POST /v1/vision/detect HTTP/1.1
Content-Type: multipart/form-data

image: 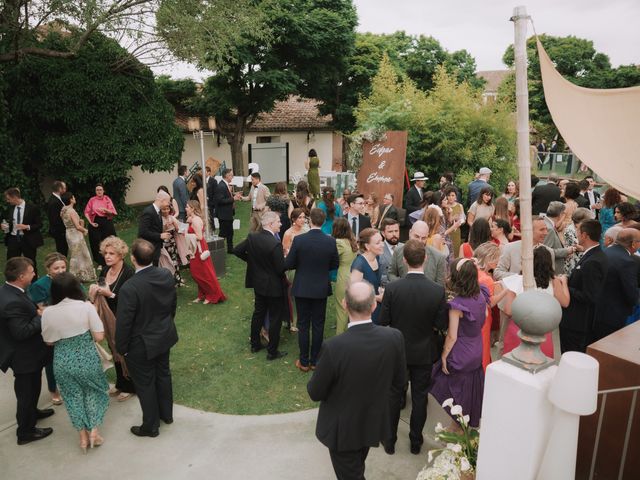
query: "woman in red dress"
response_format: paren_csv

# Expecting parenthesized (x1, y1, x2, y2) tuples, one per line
(185, 200, 226, 304)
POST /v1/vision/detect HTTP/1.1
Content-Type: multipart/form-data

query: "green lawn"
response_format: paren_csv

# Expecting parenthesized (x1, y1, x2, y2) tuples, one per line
(2, 201, 334, 415)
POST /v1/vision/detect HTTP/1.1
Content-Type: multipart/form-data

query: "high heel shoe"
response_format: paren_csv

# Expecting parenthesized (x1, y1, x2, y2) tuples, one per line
(89, 431, 104, 449)
(79, 431, 89, 454)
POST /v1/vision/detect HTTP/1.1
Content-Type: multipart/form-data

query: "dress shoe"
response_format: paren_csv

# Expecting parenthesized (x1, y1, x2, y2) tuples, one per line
(410, 443, 422, 455)
(36, 408, 55, 419)
(250, 345, 265, 353)
(161, 417, 174, 425)
(266, 351, 287, 361)
(130, 426, 159, 438)
(17, 427, 53, 445)
(295, 359, 310, 372)
(383, 443, 395, 455)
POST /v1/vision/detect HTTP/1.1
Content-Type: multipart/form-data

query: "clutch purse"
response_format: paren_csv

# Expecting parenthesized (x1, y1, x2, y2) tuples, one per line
(94, 342, 113, 372)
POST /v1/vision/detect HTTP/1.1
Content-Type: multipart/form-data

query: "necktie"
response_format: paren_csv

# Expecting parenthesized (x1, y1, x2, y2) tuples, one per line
(352, 216, 357, 236)
(16, 206, 23, 238)
(275, 232, 281, 241)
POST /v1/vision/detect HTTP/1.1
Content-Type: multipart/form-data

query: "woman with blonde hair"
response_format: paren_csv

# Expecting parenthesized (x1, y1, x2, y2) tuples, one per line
(186, 200, 226, 304)
(365, 192, 380, 227)
(493, 196, 511, 225)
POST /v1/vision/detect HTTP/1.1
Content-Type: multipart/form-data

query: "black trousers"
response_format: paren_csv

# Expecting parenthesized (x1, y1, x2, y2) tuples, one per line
(125, 338, 173, 432)
(559, 326, 590, 354)
(296, 297, 327, 367)
(88, 216, 116, 267)
(252, 293, 284, 355)
(51, 231, 68, 257)
(218, 219, 234, 252)
(389, 364, 431, 447)
(6, 236, 38, 279)
(14, 369, 43, 438)
(329, 447, 370, 480)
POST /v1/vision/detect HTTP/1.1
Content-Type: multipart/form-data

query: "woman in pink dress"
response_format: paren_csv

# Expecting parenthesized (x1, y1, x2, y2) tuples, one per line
(185, 200, 226, 304)
(84, 183, 117, 267)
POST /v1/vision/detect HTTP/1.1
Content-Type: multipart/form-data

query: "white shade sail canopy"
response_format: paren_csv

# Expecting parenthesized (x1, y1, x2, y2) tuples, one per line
(537, 39, 640, 199)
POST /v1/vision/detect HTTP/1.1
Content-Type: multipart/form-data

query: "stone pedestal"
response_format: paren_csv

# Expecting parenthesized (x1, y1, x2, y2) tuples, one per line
(207, 238, 226, 277)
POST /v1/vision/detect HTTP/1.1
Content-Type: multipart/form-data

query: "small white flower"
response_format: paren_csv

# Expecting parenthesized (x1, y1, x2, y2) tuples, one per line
(447, 442, 462, 453)
(435, 422, 445, 433)
(460, 457, 471, 471)
(450, 405, 463, 416)
(462, 414, 470, 425)
(428, 450, 434, 463)
(442, 398, 454, 409)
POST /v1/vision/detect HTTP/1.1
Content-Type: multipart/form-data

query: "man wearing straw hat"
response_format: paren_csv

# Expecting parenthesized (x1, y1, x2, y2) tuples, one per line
(404, 172, 427, 215)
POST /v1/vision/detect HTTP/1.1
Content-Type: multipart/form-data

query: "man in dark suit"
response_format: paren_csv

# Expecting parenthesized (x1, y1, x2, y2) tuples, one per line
(345, 193, 371, 239)
(116, 239, 178, 437)
(379, 240, 447, 455)
(138, 190, 172, 266)
(46, 180, 68, 256)
(308, 281, 405, 480)
(583, 175, 602, 218)
(375, 193, 399, 229)
(531, 172, 561, 215)
(234, 211, 287, 360)
(285, 208, 339, 372)
(205, 166, 218, 231)
(172, 165, 189, 221)
(560, 219, 608, 353)
(3, 187, 44, 279)
(592, 229, 640, 342)
(215, 168, 241, 253)
(404, 172, 426, 215)
(0, 257, 54, 445)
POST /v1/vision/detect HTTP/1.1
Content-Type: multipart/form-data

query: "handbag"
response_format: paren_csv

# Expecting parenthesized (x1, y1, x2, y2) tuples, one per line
(94, 342, 113, 372)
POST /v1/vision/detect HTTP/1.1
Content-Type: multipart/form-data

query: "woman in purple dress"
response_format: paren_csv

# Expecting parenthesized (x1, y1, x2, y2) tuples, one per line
(430, 257, 489, 428)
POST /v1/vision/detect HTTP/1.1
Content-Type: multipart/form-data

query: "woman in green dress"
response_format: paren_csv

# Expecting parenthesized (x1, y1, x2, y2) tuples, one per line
(41, 272, 109, 453)
(332, 217, 358, 334)
(306, 148, 321, 198)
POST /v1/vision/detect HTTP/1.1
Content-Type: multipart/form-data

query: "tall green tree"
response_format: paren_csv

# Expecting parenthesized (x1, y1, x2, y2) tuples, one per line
(157, 0, 357, 174)
(1, 30, 183, 206)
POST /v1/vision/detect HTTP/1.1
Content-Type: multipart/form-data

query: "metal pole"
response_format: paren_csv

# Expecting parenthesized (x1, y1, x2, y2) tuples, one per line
(511, 5, 534, 290)
(198, 130, 211, 240)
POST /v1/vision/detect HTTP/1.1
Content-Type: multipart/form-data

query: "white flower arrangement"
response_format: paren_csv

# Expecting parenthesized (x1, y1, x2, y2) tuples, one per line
(415, 398, 479, 480)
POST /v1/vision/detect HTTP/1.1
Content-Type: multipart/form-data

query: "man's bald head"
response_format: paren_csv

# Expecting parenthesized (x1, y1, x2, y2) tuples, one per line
(409, 220, 429, 244)
(344, 281, 376, 321)
(604, 226, 623, 247)
(617, 228, 640, 253)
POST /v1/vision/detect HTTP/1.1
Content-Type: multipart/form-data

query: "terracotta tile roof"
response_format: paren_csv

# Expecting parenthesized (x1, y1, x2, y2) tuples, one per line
(175, 95, 332, 133)
(476, 70, 512, 93)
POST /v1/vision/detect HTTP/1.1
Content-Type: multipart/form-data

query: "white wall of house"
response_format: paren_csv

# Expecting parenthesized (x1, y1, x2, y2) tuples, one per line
(125, 130, 336, 205)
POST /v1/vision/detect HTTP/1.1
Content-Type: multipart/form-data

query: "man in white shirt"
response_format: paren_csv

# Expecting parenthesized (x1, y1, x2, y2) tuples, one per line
(379, 218, 402, 286)
(46, 180, 68, 256)
(346, 193, 371, 239)
(3, 187, 44, 279)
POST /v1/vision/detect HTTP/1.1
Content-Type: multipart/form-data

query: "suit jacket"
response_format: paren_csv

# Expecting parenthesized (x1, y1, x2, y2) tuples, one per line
(379, 241, 403, 286)
(234, 230, 286, 297)
(214, 180, 235, 221)
(307, 322, 406, 452)
(206, 177, 218, 213)
(284, 229, 339, 299)
(46, 194, 65, 236)
(531, 183, 561, 215)
(3, 202, 44, 249)
(561, 245, 608, 336)
(248, 183, 270, 211)
(172, 176, 189, 214)
(542, 216, 570, 274)
(379, 273, 447, 364)
(116, 266, 178, 359)
(347, 214, 371, 239)
(404, 186, 423, 214)
(593, 245, 639, 338)
(493, 241, 556, 281)
(575, 195, 590, 209)
(387, 244, 446, 286)
(0, 284, 50, 374)
(138, 204, 164, 262)
(375, 204, 399, 229)
(467, 180, 493, 207)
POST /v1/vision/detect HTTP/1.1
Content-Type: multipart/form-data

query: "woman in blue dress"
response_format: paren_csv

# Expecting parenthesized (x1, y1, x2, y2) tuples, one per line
(41, 272, 109, 453)
(599, 188, 620, 244)
(316, 186, 342, 235)
(350, 228, 384, 323)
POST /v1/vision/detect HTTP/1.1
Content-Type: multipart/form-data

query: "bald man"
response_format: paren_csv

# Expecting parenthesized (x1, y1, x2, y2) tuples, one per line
(387, 221, 447, 286)
(308, 281, 405, 480)
(138, 190, 172, 266)
(592, 228, 640, 342)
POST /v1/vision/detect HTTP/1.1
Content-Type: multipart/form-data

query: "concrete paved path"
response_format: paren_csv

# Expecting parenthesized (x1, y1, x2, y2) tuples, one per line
(1, 372, 449, 479)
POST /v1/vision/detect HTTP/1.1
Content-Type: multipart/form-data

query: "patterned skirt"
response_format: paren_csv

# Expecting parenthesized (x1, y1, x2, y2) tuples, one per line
(54, 331, 109, 431)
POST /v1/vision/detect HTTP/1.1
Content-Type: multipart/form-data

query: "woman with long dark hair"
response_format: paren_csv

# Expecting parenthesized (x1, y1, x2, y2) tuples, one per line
(305, 149, 321, 198)
(459, 218, 492, 258)
(467, 187, 495, 226)
(316, 186, 342, 235)
(599, 188, 621, 242)
(289, 180, 314, 218)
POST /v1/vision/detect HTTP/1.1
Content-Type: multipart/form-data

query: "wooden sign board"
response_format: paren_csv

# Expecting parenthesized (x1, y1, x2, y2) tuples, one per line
(356, 131, 407, 208)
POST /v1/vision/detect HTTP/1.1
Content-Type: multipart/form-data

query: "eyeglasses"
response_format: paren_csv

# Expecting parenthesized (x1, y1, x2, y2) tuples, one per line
(353, 201, 365, 206)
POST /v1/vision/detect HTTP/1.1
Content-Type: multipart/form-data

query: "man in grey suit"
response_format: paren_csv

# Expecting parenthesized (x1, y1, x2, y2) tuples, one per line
(387, 221, 446, 286)
(494, 217, 555, 280)
(379, 218, 402, 286)
(542, 201, 581, 275)
(172, 165, 189, 221)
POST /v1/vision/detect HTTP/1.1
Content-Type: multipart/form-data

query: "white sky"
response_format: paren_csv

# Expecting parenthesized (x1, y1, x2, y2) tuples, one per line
(155, 0, 639, 80)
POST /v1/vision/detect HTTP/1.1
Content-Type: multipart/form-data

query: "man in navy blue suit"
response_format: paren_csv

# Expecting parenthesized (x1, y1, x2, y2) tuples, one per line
(285, 208, 339, 372)
(592, 228, 640, 342)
